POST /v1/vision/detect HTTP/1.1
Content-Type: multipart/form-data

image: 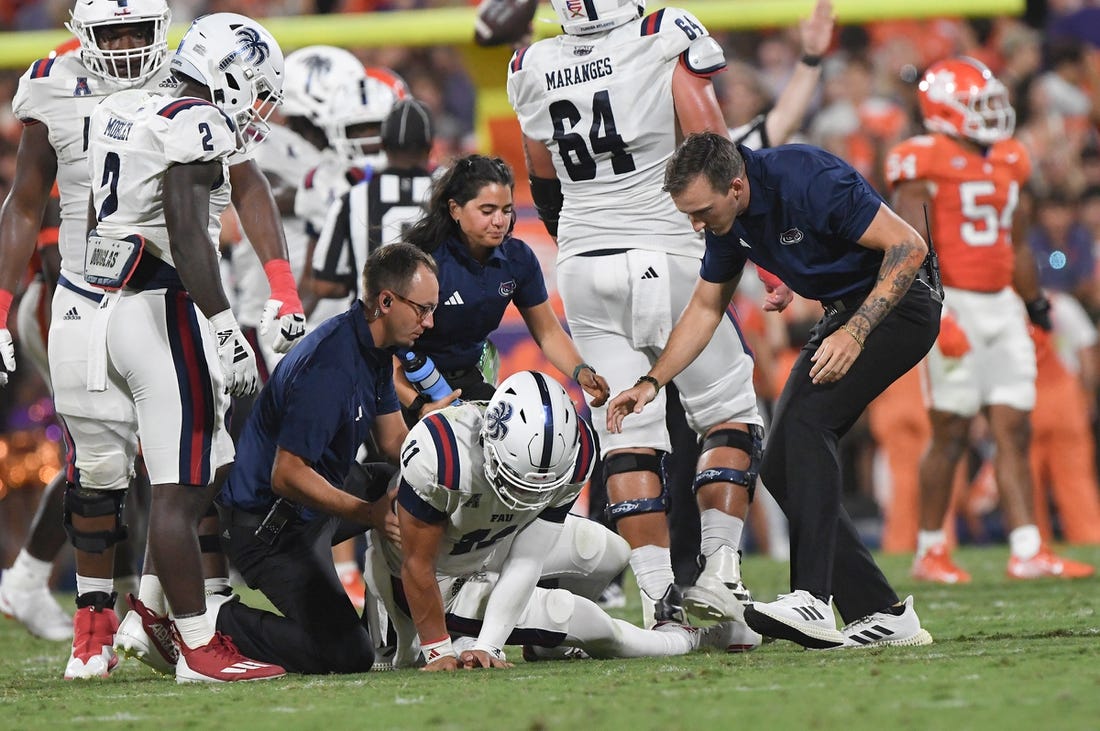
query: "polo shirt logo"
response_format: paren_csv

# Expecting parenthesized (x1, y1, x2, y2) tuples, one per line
(499, 280, 516, 297)
(779, 228, 804, 246)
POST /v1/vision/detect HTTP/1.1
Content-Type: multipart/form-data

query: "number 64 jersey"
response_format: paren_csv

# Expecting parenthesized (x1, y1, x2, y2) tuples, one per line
(384, 402, 599, 579)
(507, 7, 725, 262)
(87, 89, 239, 266)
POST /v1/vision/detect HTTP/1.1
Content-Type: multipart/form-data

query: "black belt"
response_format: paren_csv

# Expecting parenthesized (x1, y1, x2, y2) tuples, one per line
(575, 248, 631, 257)
(821, 269, 937, 318)
(216, 504, 268, 530)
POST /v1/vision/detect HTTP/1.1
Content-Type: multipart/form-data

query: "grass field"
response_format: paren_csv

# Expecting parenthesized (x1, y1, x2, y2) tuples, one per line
(3, 544, 1099, 731)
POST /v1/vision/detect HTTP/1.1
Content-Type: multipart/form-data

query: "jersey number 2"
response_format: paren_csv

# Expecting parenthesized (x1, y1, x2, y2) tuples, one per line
(549, 90, 635, 182)
(98, 151, 121, 221)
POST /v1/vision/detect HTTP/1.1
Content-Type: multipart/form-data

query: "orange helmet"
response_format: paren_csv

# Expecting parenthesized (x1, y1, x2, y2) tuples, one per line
(918, 56, 1015, 145)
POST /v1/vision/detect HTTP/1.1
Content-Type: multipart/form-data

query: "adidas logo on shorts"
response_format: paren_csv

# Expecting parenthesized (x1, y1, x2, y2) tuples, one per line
(640, 267, 659, 280)
(62, 307, 80, 321)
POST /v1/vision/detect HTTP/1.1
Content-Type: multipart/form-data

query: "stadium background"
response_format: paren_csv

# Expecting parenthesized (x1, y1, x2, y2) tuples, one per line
(3, 0, 1099, 577)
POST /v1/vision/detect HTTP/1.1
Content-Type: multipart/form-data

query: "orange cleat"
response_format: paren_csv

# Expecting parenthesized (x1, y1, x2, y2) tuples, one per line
(1007, 546, 1096, 580)
(910, 545, 972, 584)
(340, 568, 367, 611)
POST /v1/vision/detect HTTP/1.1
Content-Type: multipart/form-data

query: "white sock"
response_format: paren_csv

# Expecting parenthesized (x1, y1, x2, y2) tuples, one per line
(138, 574, 167, 616)
(564, 595, 694, 658)
(76, 575, 114, 599)
(699, 509, 744, 557)
(173, 612, 214, 650)
(629, 545, 674, 600)
(1009, 525, 1041, 560)
(7, 549, 52, 588)
(916, 530, 946, 558)
(204, 577, 232, 596)
(334, 561, 359, 578)
(115, 574, 139, 601)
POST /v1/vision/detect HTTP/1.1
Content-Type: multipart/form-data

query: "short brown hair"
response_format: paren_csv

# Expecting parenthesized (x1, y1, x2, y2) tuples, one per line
(664, 132, 745, 197)
(362, 242, 438, 304)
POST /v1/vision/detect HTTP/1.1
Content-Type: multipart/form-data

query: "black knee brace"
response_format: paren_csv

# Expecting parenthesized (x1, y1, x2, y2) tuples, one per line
(693, 424, 765, 501)
(603, 452, 668, 522)
(63, 483, 128, 554)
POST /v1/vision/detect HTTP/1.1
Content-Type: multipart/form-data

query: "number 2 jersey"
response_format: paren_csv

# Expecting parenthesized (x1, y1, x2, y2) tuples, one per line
(886, 132, 1031, 292)
(10, 53, 177, 290)
(384, 401, 599, 579)
(507, 8, 725, 262)
(87, 89, 239, 269)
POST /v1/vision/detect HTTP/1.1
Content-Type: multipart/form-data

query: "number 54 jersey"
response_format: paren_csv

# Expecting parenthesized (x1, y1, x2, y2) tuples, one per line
(87, 89, 239, 267)
(508, 8, 725, 262)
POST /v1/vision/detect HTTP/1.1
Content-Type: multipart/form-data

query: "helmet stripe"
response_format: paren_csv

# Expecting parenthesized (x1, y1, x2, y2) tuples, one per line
(531, 371, 555, 473)
(582, 0, 599, 21)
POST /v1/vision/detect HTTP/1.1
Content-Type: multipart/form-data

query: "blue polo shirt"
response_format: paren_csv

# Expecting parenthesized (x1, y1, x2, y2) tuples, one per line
(414, 235, 548, 372)
(221, 299, 400, 516)
(700, 144, 886, 302)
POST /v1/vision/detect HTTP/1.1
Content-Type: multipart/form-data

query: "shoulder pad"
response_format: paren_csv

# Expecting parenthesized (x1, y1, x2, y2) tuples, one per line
(157, 97, 235, 131)
(510, 45, 531, 74)
(410, 413, 465, 491)
(885, 138, 938, 185)
(645, 7, 712, 61)
(27, 57, 58, 80)
(682, 36, 726, 77)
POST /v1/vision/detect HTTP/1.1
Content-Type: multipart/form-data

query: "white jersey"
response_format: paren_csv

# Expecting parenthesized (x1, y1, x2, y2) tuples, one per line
(508, 8, 724, 262)
(295, 149, 361, 239)
(382, 402, 598, 578)
(87, 90, 237, 268)
(10, 53, 177, 291)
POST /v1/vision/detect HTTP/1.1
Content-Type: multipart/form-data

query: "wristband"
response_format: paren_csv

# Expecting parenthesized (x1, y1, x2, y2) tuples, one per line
(841, 323, 865, 350)
(408, 392, 431, 415)
(0, 289, 13, 327)
(800, 53, 823, 67)
(472, 644, 506, 662)
(635, 375, 661, 394)
(421, 636, 456, 663)
(572, 362, 593, 382)
(208, 309, 238, 333)
(262, 259, 304, 311)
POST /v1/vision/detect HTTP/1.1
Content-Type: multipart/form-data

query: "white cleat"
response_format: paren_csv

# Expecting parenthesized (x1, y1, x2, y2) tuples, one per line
(113, 594, 178, 675)
(0, 570, 73, 642)
(63, 606, 120, 680)
(684, 546, 751, 623)
(700, 620, 762, 653)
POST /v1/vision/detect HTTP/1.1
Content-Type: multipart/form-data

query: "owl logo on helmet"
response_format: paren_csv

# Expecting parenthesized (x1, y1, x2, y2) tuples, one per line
(918, 56, 1015, 146)
(484, 401, 513, 441)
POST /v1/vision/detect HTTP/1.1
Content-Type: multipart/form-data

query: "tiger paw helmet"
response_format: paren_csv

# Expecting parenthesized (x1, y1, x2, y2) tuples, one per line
(918, 56, 1015, 146)
(66, 0, 171, 85)
(170, 13, 285, 150)
(281, 45, 366, 126)
(482, 370, 581, 511)
(323, 67, 410, 169)
(549, 0, 646, 35)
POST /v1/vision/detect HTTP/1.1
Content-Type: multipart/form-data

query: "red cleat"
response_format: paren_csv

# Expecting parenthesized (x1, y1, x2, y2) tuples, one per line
(64, 606, 120, 680)
(1007, 546, 1095, 580)
(339, 568, 367, 611)
(910, 545, 972, 584)
(175, 629, 286, 683)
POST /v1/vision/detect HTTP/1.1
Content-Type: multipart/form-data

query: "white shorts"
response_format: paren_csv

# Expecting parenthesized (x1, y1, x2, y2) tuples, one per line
(927, 286, 1036, 416)
(100, 288, 234, 486)
(557, 251, 760, 455)
(16, 278, 51, 386)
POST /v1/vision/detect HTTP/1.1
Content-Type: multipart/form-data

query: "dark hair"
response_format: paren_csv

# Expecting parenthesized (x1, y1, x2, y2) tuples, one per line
(361, 242, 438, 304)
(663, 132, 745, 197)
(405, 154, 514, 253)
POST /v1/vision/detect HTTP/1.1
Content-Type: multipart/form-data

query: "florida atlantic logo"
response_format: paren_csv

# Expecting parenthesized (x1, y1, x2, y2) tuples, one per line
(233, 26, 270, 65)
(484, 401, 513, 440)
(499, 280, 516, 297)
(779, 228, 804, 246)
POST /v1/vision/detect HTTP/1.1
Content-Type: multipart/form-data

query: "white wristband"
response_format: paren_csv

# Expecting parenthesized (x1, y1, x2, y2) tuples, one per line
(421, 636, 456, 663)
(208, 309, 239, 333)
(473, 643, 506, 662)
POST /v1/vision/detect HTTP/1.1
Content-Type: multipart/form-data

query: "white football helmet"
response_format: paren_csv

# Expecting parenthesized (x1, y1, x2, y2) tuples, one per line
(324, 67, 409, 168)
(482, 371, 581, 512)
(549, 0, 645, 35)
(171, 13, 285, 150)
(66, 0, 171, 85)
(281, 45, 365, 126)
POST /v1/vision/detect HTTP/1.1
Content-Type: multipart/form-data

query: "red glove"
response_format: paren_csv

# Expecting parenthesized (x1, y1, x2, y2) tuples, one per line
(937, 311, 970, 358)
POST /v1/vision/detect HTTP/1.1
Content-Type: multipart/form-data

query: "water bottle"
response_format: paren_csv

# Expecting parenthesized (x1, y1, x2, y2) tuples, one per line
(398, 349, 458, 403)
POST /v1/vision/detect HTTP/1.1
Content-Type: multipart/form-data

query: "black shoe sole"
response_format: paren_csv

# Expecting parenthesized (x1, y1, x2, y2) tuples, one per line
(743, 605, 844, 650)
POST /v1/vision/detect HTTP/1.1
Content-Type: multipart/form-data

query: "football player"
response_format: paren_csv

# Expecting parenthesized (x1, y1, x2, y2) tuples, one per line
(507, 0, 763, 628)
(886, 57, 1094, 581)
(369, 371, 758, 670)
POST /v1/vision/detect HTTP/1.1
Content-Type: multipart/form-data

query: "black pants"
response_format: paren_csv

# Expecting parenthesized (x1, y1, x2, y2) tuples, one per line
(760, 281, 940, 623)
(215, 464, 396, 674)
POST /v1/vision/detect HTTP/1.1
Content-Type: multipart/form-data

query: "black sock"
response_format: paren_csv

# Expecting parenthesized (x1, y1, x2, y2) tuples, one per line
(881, 602, 906, 616)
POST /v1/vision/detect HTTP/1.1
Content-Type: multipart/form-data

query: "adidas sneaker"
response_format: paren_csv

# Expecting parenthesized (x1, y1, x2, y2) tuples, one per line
(175, 629, 285, 683)
(743, 590, 844, 649)
(683, 546, 751, 622)
(841, 595, 933, 648)
(113, 594, 178, 675)
(64, 605, 120, 680)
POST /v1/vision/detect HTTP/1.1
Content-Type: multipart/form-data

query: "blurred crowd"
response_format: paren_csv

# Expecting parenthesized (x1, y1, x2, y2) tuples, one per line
(3, 0, 1100, 560)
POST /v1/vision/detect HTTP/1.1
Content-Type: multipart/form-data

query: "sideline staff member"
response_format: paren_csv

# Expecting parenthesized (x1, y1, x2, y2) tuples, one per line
(215, 243, 439, 673)
(609, 132, 938, 649)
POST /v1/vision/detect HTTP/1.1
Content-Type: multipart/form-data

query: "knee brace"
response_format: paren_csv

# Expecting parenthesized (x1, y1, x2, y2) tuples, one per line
(693, 424, 764, 501)
(63, 482, 128, 554)
(602, 452, 667, 523)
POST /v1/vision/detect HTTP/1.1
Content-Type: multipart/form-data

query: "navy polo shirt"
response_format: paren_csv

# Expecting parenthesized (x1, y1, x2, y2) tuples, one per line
(221, 299, 399, 517)
(700, 144, 886, 302)
(413, 235, 548, 372)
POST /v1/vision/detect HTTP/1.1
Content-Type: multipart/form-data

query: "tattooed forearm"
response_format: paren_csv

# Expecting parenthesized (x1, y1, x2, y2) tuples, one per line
(847, 240, 925, 338)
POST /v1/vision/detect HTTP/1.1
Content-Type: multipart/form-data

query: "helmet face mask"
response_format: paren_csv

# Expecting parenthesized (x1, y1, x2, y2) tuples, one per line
(918, 57, 1015, 146)
(324, 68, 408, 168)
(481, 371, 581, 512)
(66, 0, 171, 85)
(170, 13, 285, 152)
(548, 0, 646, 35)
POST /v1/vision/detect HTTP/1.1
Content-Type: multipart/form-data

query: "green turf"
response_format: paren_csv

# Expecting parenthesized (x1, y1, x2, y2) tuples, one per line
(3, 545, 1098, 731)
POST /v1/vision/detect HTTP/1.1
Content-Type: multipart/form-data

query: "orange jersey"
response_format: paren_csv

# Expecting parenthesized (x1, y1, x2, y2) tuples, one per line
(886, 133, 1031, 292)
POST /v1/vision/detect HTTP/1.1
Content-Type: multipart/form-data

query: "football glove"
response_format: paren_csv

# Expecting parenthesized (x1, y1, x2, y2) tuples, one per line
(1025, 296, 1053, 332)
(210, 311, 259, 398)
(261, 259, 306, 353)
(0, 328, 14, 388)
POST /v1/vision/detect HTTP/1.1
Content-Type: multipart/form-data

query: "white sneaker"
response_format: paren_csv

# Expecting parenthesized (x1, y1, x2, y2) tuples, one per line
(743, 590, 844, 649)
(113, 594, 178, 675)
(683, 546, 751, 622)
(699, 620, 762, 653)
(0, 570, 73, 642)
(841, 595, 933, 648)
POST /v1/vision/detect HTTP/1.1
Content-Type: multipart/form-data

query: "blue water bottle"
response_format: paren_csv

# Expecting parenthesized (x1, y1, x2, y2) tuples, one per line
(398, 349, 458, 403)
